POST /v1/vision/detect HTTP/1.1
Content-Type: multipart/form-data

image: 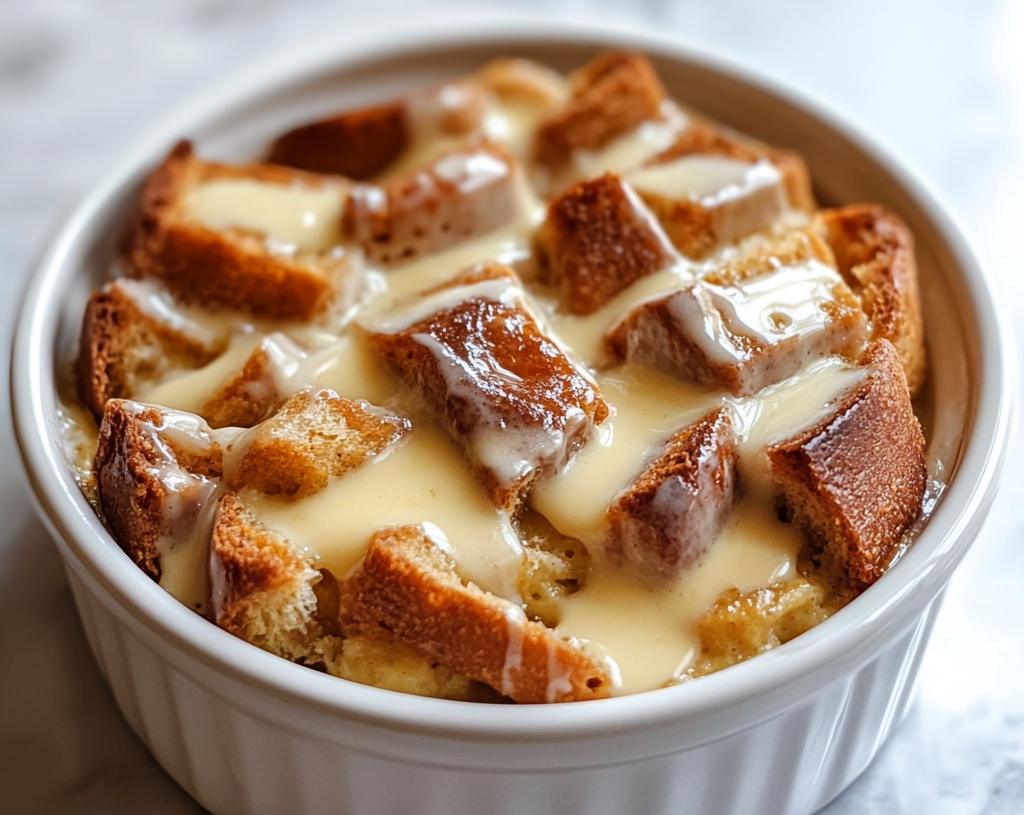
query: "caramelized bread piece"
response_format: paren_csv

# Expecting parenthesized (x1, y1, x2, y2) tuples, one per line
(267, 79, 486, 178)
(646, 120, 815, 211)
(340, 524, 611, 703)
(359, 264, 608, 509)
(607, 407, 739, 580)
(815, 204, 927, 397)
(210, 492, 327, 660)
(767, 340, 926, 589)
(534, 173, 677, 314)
(76, 279, 224, 419)
(606, 230, 868, 395)
(93, 400, 223, 585)
(532, 51, 666, 170)
(229, 388, 410, 501)
(122, 141, 349, 320)
(343, 143, 524, 265)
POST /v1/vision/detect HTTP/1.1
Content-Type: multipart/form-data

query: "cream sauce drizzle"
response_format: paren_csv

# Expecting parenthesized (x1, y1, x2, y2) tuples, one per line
(671, 260, 852, 365)
(246, 420, 524, 601)
(555, 495, 803, 694)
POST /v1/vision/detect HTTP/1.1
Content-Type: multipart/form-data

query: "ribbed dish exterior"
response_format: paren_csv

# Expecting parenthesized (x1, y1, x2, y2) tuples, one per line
(67, 562, 941, 815)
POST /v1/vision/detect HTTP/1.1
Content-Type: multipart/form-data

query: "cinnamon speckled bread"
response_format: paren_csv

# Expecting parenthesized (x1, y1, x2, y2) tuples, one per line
(340, 524, 611, 703)
(228, 388, 410, 501)
(122, 140, 350, 320)
(77, 279, 224, 419)
(534, 172, 678, 314)
(607, 407, 739, 581)
(814, 204, 927, 397)
(342, 143, 524, 266)
(768, 340, 927, 589)
(532, 51, 666, 171)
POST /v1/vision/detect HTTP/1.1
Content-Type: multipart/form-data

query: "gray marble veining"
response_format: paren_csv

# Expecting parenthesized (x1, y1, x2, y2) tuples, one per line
(1, 1, 1021, 812)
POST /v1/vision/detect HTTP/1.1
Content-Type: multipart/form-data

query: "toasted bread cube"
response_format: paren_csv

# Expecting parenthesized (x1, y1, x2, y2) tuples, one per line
(209, 491, 329, 660)
(76, 278, 225, 419)
(532, 51, 666, 170)
(267, 79, 486, 179)
(606, 230, 868, 396)
(623, 121, 815, 259)
(607, 407, 739, 581)
(93, 400, 223, 611)
(767, 340, 927, 589)
(359, 265, 608, 510)
(815, 204, 927, 397)
(340, 524, 611, 703)
(533, 173, 678, 314)
(646, 120, 815, 211)
(268, 101, 408, 179)
(122, 141, 350, 320)
(343, 143, 524, 266)
(228, 388, 410, 501)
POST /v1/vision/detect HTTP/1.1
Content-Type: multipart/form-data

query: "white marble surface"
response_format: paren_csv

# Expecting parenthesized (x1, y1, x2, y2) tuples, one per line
(1, 1, 1022, 812)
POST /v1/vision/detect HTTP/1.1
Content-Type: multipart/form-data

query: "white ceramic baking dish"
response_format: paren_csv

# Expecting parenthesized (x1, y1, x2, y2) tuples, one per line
(11, 19, 1013, 815)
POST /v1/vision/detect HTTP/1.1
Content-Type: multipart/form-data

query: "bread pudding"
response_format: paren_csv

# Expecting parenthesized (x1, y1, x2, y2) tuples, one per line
(61, 52, 933, 703)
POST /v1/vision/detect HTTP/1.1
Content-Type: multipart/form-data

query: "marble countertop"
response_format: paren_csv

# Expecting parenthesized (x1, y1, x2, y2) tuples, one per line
(1, 1, 1022, 812)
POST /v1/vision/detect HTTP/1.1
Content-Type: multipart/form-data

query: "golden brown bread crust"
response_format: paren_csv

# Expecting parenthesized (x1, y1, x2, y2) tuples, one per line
(93, 400, 223, 581)
(76, 282, 221, 419)
(647, 120, 816, 212)
(343, 142, 522, 266)
(532, 51, 666, 169)
(228, 388, 409, 501)
(340, 525, 611, 703)
(607, 407, 738, 580)
(209, 492, 325, 658)
(267, 101, 408, 179)
(767, 340, 927, 589)
(360, 264, 608, 509)
(606, 230, 867, 395)
(533, 173, 676, 314)
(121, 140, 346, 320)
(814, 204, 927, 397)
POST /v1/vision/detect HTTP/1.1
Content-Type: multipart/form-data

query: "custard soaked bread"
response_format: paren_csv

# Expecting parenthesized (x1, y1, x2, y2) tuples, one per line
(121, 140, 350, 320)
(69, 49, 937, 702)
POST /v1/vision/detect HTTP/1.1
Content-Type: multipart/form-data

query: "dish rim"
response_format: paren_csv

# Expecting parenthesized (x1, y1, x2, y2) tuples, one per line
(11, 17, 1014, 743)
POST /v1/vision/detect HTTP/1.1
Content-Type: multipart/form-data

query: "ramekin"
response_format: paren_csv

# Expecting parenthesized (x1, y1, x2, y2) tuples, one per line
(11, 20, 1013, 815)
